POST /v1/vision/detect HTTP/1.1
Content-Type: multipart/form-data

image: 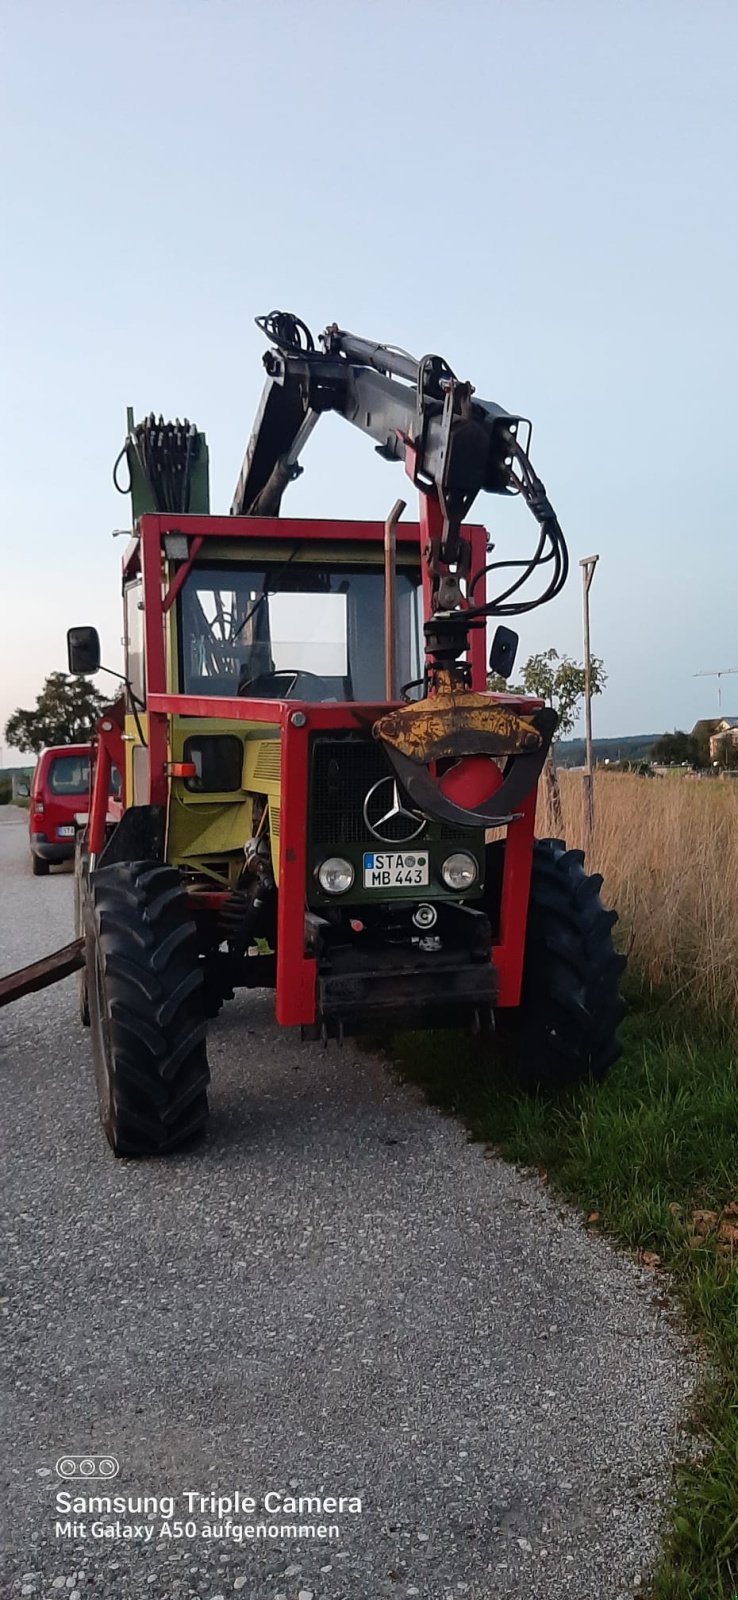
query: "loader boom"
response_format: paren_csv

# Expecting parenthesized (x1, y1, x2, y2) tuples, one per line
(231, 312, 569, 672)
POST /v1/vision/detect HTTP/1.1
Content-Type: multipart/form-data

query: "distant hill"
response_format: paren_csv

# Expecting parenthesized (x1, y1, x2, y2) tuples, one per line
(555, 733, 658, 767)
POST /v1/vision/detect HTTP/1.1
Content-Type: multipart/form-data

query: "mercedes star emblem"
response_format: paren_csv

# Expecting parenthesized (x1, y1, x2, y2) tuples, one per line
(363, 776, 427, 843)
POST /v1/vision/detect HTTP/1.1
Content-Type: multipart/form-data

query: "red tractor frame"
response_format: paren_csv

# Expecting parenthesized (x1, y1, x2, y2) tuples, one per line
(87, 495, 539, 1028)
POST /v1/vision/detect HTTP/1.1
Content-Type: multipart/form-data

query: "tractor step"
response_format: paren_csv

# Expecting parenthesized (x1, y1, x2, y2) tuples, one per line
(0, 938, 85, 1009)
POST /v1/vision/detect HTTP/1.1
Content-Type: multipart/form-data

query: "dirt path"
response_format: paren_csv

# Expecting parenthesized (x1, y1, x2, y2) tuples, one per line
(0, 808, 693, 1599)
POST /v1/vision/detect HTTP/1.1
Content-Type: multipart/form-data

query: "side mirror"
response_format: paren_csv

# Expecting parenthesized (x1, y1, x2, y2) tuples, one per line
(67, 626, 101, 676)
(489, 625, 519, 680)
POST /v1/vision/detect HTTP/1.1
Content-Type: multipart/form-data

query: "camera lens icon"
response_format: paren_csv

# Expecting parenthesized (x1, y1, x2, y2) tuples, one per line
(55, 1455, 119, 1480)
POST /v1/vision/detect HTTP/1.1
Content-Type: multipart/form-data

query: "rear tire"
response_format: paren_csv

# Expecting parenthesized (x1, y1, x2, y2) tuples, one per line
(85, 861, 210, 1156)
(31, 854, 50, 877)
(74, 841, 90, 1026)
(494, 837, 626, 1091)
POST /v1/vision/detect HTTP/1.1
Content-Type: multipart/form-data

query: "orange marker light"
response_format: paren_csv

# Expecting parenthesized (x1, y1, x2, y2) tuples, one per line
(166, 761, 198, 779)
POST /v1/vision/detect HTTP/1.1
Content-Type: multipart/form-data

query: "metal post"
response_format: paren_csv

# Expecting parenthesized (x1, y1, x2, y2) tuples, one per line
(580, 554, 599, 852)
(384, 498, 406, 700)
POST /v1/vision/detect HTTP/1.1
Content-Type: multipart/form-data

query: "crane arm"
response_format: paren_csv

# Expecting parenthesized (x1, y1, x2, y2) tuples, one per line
(231, 311, 568, 678)
(233, 315, 538, 542)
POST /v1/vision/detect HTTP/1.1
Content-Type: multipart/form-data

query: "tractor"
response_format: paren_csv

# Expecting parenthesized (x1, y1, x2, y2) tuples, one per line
(52, 312, 622, 1155)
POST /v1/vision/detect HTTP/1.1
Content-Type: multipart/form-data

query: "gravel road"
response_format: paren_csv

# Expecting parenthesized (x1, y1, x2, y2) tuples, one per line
(0, 806, 694, 1600)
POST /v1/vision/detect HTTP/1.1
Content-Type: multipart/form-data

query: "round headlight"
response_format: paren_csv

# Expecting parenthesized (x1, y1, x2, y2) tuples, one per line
(317, 856, 355, 895)
(441, 851, 478, 891)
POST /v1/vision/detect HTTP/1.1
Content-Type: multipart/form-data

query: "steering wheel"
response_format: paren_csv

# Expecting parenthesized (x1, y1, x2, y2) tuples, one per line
(239, 669, 333, 702)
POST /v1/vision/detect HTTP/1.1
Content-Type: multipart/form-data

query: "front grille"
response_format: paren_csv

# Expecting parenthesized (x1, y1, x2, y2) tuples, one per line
(310, 736, 470, 845)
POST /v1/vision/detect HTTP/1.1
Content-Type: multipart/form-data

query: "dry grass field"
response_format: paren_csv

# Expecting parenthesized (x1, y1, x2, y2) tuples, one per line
(392, 767, 738, 1596)
(539, 770, 738, 1029)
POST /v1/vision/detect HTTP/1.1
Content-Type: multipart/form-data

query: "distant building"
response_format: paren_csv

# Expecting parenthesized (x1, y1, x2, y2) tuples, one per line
(707, 717, 738, 763)
(691, 718, 721, 745)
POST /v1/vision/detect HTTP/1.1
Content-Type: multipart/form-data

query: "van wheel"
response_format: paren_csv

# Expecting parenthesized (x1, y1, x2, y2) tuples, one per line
(31, 854, 50, 877)
(85, 861, 210, 1157)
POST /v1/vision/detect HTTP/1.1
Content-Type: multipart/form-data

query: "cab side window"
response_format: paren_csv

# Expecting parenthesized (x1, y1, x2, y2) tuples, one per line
(124, 580, 145, 705)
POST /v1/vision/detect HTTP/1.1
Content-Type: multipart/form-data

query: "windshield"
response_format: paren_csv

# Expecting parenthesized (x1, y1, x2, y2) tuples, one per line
(178, 561, 423, 701)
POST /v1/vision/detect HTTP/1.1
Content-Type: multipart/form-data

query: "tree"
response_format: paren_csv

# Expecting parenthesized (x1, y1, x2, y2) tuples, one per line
(651, 730, 701, 767)
(5, 673, 108, 755)
(489, 647, 607, 830)
(489, 647, 607, 736)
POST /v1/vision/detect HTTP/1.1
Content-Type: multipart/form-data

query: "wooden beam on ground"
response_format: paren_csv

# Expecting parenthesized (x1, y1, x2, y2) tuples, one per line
(0, 938, 84, 1009)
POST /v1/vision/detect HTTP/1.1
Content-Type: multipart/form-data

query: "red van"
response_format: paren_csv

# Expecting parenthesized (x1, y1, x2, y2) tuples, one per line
(28, 744, 94, 875)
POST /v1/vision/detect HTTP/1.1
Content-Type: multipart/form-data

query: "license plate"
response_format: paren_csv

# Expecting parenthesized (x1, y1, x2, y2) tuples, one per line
(363, 850, 429, 889)
(57, 825, 75, 838)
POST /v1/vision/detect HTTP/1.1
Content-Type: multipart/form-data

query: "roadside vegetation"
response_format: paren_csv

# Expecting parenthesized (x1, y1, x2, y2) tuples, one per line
(548, 771, 738, 1028)
(4, 671, 107, 755)
(385, 770, 738, 1598)
(0, 775, 30, 807)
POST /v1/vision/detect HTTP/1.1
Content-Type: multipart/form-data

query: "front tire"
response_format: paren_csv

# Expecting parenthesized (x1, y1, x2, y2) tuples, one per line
(495, 837, 626, 1091)
(85, 861, 210, 1156)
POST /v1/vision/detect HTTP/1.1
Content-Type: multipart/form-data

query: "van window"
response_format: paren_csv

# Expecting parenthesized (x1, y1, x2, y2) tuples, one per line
(48, 756, 91, 795)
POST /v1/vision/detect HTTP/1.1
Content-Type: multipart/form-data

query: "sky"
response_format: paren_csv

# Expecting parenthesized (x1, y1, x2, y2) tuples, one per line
(1, 0, 736, 760)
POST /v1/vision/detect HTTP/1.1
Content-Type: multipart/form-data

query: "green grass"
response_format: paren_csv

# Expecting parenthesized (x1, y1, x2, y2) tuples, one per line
(379, 996, 738, 1598)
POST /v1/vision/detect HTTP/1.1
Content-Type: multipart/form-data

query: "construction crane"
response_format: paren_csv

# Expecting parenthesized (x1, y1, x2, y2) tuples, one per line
(694, 667, 738, 712)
